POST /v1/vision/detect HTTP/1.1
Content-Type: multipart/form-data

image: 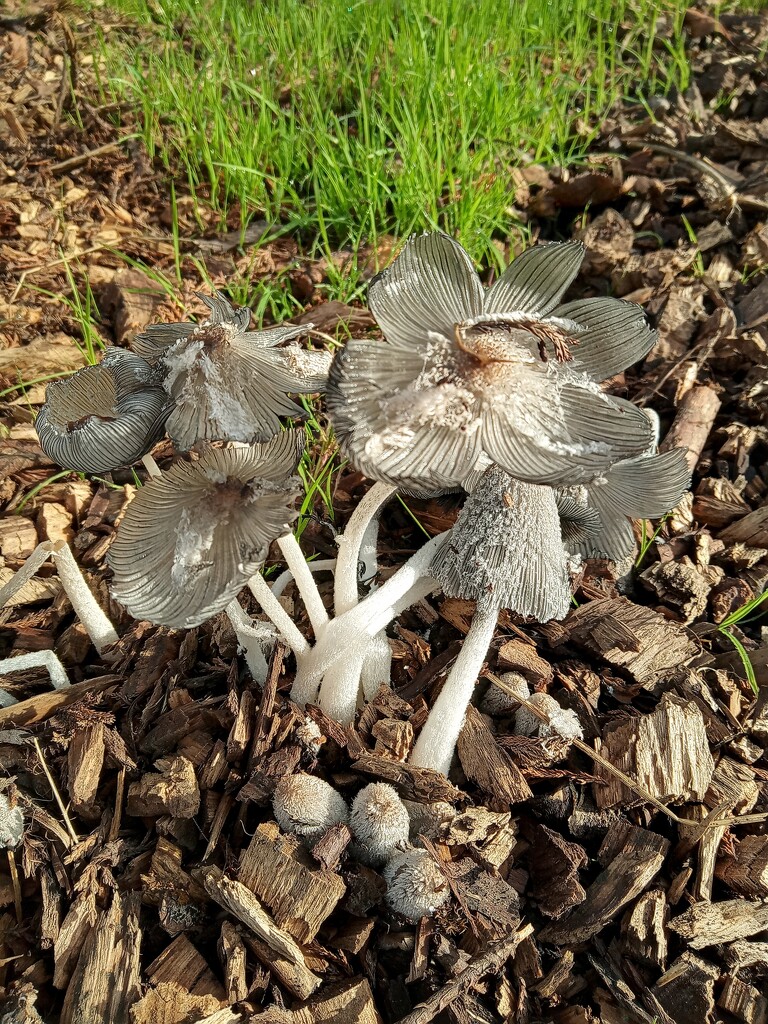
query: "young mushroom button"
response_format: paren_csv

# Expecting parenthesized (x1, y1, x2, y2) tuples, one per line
(132, 292, 330, 449)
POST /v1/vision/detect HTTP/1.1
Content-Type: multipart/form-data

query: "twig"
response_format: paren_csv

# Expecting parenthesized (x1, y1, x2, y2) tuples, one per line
(108, 767, 126, 844)
(33, 737, 78, 845)
(49, 136, 138, 175)
(486, 672, 768, 830)
(7, 849, 22, 925)
(393, 924, 533, 1024)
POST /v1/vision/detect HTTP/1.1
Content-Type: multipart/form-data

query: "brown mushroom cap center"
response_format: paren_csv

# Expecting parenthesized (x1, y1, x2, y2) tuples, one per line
(454, 317, 576, 366)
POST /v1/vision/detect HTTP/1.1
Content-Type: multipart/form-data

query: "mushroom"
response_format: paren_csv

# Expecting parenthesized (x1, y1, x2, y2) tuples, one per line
(410, 465, 572, 775)
(132, 292, 330, 449)
(349, 783, 410, 865)
(383, 848, 450, 921)
(272, 773, 349, 845)
(557, 446, 691, 560)
(515, 691, 583, 740)
(108, 431, 304, 628)
(481, 670, 531, 716)
(35, 349, 169, 474)
(327, 231, 656, 497)
(0, 792, 24, 850)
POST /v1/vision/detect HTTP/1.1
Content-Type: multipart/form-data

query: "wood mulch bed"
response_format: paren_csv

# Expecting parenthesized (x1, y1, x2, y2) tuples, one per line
(2, 4, 768, 1023)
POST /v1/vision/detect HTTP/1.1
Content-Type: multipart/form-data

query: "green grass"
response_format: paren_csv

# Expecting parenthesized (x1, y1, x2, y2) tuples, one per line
(718, 589, 768, 695)
(88, 0, 699, 266)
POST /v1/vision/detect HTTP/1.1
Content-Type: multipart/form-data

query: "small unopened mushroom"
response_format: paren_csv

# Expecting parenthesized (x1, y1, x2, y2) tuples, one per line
(133, 292, 330, 449)
(515, 691, 583, 741)
(481, 671, 530, 716)
(108, 431, 303, 628)
(36, 349, 168, 474)
(383, 848, 450, 921)
(410, 466, 572, 775)
(350, 783, 410, 865)
(272, 773, 348, 844)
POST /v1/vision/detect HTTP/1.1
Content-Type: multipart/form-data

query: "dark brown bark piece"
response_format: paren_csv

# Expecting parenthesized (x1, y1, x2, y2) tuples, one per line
(652, 952, 719, 1024)
(457, 706, 532, 805)
(351, 753, 464, 804)
(540, 823, 669, 945)
(669, 899, 768, 948)
(528, 824, 587, 920)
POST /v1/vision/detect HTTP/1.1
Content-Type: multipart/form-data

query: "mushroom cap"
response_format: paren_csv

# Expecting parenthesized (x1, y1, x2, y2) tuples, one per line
(431, 466, 572, 621)
(108, 430, 303, 628)
(272, 773, 349, 844)
(327, 232, 655, 495)
(515, 691, 583, 740)
(383, 847, 450, 921)
(350, 782, 410, 866)
(557, 446, 691, 560)
(133, 292, 330, 449)
(481, 671, 531, 716)
(36, 350, 169, 474)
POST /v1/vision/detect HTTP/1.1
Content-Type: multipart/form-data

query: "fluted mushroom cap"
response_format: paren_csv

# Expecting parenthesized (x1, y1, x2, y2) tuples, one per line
(108, 430, 303, 628)
(327, 232, 655, 495)
(133, 292, 330, 450)
(272, 773, 349, 844)
(350, 783, 410, 866)
(383, 848, 450, 921)
(557, 446, 691, 560)
(35, 349, 169, 474)
(431, 465, 572, 622)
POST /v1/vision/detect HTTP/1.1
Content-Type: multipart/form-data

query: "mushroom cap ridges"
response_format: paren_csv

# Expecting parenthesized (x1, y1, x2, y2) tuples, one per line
(272, 773, 349, 843)
(107, 431, 303, 629)
(383, 848, 450, 921)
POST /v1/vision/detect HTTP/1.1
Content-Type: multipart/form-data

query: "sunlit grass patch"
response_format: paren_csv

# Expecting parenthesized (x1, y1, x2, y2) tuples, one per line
(89, 0, 698, 266)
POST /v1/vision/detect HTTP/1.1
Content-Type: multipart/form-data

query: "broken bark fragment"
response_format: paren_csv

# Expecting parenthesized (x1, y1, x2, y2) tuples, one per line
(127, 755, 200, 819)
(652, 952, 719, 1024)
(669, 899, 768, 948)
(540, 822, 669, 946)
(593, 694, 714, 808)
(457, 706, 532, 805)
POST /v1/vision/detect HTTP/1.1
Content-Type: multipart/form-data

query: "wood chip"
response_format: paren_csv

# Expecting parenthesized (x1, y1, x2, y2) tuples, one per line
(565, 598, 699, 689)
(669, 899, 768, 948)
(652, 952, 719, 1024)
(457, 706, 532, 805)
(718, 976, 768, 1024)
(237, 822, 346, 943)
(593, 694, 715, 808)
(621, 889, 668, 969)
(127, 755, 200, 819)
(351, 753, 463, 804)
(540, 822, 669, 945)
(291, 977, 383, 1024)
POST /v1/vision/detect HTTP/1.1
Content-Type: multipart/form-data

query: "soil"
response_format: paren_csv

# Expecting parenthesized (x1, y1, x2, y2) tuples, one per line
(2, 4, 768, 1024)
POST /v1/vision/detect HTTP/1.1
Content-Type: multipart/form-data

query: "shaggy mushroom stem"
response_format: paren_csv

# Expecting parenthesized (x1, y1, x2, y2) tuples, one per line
(247, 572, 310, 658)
(409, 603, 499, 775)
(276, 533, 329, 635)
(271, 559, 336, 599)
(0, 650, 70, 706)
(295, 532, 447, 716)
(141, 453, 162, 479)
(334, 482, 397, 615)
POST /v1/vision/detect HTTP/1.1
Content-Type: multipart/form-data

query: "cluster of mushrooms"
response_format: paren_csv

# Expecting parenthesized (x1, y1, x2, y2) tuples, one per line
(1, 233, 690, 916)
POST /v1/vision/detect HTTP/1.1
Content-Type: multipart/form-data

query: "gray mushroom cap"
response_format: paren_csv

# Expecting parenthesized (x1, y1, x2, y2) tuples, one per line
(327, 232, 655, 495)
(35, 349, 169, 475)
(108, 430, 304, 628)
(431, 464, 572, 622)
(557, 446, 691, 560)
(132, 292, 331, 450)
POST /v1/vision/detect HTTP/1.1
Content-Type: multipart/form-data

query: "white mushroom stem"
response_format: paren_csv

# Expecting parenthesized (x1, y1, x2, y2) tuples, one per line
(292, 533, 447, 714)
(409, 603, 499, 776)
(271, 559, 336, 599)
(276, 533, 330, 635)
(317, 648, 367, 723)
(141, 453, 162, 479)
(360, 631, 393, 702)
(0, 542, 53, 608)
(0, 651, 71, 701)
(49, 543, 118, 654)
(247, 572, 310, 658)
(225, 600, 271, 683)
(334, 482, 396, 615)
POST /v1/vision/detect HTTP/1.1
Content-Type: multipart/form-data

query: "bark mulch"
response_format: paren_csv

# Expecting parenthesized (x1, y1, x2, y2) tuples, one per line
(2, 5, 768, 1023)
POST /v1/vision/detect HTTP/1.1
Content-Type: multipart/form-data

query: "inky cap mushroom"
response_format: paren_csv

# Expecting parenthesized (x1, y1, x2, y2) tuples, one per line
(327, 232, 655, 494)
(557, 446, 691, 560)
(36, 349, 169, 475)
(108, 430, 304, 628)
(432, 465, 572, 622)
(133, 292, 331, 449)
